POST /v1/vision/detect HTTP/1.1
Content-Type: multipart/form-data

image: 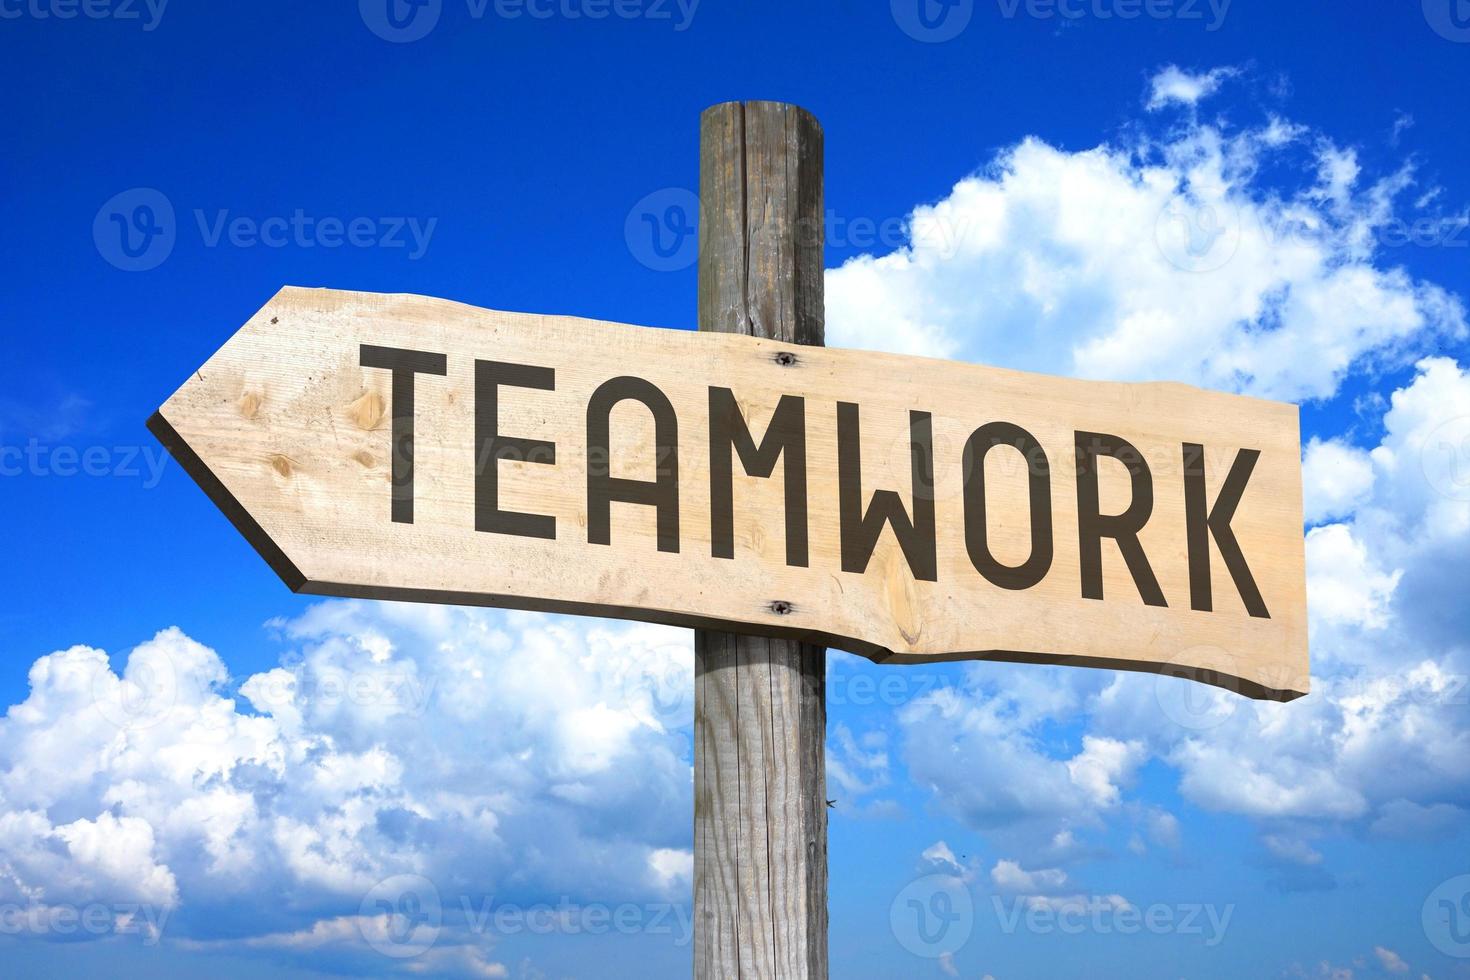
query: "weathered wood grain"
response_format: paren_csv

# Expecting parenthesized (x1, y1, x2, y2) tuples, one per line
(694, 100, 829, 980)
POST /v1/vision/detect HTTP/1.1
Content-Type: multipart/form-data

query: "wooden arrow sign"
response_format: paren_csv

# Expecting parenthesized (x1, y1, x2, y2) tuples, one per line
(149, 286, 1308, 700)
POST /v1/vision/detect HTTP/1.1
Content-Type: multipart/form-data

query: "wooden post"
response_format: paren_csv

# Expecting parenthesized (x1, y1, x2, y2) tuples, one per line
(694, 101, 829, 978)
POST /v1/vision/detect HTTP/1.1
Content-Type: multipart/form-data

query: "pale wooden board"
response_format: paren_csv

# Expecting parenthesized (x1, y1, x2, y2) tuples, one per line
(150, 284, 1309, 700)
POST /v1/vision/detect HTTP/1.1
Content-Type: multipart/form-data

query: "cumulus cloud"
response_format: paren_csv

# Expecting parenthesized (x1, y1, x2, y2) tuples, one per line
(900, 677, 1144, 844)
(1304, 523, 1401, 630)
(0, 607, 696, 972)
(826, 73, 1463, 400)
(1303, 437, 1377, 525)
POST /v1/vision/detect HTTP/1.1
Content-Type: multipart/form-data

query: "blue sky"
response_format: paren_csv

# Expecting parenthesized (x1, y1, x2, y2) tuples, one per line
(3, 2, 1470, 977)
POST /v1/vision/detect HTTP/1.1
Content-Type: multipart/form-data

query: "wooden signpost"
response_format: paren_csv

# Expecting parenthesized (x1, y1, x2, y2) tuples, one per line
(149, 102, 1308, 978)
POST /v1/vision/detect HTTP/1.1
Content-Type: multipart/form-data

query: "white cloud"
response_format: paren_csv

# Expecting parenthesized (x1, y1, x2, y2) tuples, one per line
(1303, 437, 1377, 525)
(921, 840, 964, 875)
(1146, 65, 1238, 111)
(827, 722, 890, 799)
(989, 859, 1068, 894)
(1369, 799, 1466, 839)
(1373, 946, 1409, 974)
(1304, 524, 1400, 630)
(647, 847, 693, 891)
(1023, 893, 1133, 915)
(0, 608, 695, 971)
(1262, 833, 1323, 866)
(900, 677, 1130, 838)
(826, 77, 1463, 401)
(1065, 736, 1145, 809)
